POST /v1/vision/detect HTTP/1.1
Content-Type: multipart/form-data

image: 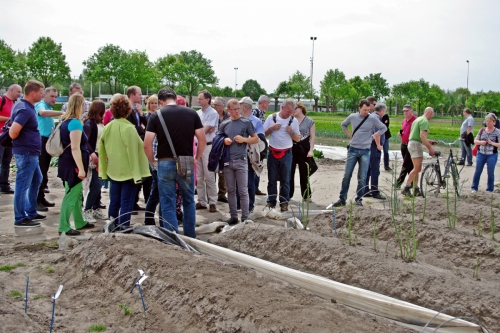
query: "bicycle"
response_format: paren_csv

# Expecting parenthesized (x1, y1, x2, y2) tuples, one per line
(420, 140, 464, 198)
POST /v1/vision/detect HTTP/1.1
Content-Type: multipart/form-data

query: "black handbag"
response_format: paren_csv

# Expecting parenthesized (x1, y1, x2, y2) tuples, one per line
(306, 157, 318, 176)
(0, 122, 12, 148)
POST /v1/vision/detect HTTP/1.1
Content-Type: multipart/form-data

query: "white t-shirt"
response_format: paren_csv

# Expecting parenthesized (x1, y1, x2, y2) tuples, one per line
(263, 113, 300, 149)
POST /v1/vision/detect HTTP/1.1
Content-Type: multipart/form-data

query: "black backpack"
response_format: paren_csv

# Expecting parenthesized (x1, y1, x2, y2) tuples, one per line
(0, 95, 6, 112)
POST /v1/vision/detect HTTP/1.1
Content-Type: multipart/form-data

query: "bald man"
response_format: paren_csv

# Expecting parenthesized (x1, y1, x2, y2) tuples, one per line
(402, 107, 437, 198)
(0, 84, 22, 194)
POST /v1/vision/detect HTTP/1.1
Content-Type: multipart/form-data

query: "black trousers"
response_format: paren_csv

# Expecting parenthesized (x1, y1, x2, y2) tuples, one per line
(37, 136, 51, 202)
(397, 143, 414, 187)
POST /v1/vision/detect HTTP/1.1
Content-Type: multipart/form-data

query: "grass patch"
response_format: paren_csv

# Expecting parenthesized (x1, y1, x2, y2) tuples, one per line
(38, 242, 58, 247)
(45, 264, 55, 274)
(8, 291, 22, 297)
(119, 303, 133, 316)
(0, 263, 26, 271)
(88, 324, 107, 332)
(33, 295, 44, 300)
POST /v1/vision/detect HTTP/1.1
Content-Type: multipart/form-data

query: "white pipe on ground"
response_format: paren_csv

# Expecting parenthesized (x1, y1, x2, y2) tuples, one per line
(179, 235, 482, 332)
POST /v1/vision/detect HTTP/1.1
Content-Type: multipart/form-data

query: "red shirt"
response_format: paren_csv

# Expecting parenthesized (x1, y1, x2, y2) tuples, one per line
(0, 95, 14, 130)
(401, 115, 417, 143)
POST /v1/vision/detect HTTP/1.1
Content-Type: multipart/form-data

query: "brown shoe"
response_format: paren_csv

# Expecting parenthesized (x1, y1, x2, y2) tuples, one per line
(280, 203, 288, 212)
(209, 204, 217, 213)
(196, 203, 207, 210)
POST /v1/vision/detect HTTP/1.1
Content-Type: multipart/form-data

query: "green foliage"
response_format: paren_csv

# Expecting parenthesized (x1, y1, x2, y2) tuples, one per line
(241, 79, 267, 99)
(8, 291, 22, 297)
(88, 324, 107, 332)
(319, 69, 349, 109)
(27, 36, 71, 87)
(45, 264, 54, 274)
(346, 76, 371, 111)
(119, 303, 133, 316)
(0, 39, 17, 86)
(33, 295, 44, 300)
(83, 44, 126, 94)
(364, 73, 390, 100)
(121, 50, 159, 91)
(274, 71, 311, 100)
(313, 149, 324, 159)
(0, 263, 25, 272)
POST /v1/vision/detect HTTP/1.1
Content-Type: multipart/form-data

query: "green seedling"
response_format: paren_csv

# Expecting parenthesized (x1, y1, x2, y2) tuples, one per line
(8, 291, 22, 297)
(373, 218, 378, 252)
(473, 258, 480, 280)
(33, 295, 43, 300)
(478, 211, 483, 236)
(39, 242, 58, 247)
(119, 303, 133, 316)
(348, 202, 353, 246)
(88, 324, 107, 332)
(45, 264, 54, 274)
(0, 263, 25, 271)
(491, 195, 496, 241)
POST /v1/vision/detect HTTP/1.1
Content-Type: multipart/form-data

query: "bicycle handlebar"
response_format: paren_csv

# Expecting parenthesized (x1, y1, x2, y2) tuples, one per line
(438, 139, 460, 146)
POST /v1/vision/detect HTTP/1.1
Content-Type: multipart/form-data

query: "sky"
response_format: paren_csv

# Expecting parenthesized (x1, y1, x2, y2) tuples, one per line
(1, 0, 499, 95)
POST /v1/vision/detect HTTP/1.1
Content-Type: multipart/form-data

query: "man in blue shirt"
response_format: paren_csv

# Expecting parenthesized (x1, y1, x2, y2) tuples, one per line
(9, 80, 46, 228)
(35, 87, 62, 211)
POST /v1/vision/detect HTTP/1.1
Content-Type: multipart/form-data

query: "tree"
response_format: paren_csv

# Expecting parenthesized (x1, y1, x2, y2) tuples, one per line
(241, 79, 267, 100)
(121, 50, 159, 91)
(0, 40, 16, 87)
(26, 37, 70, 87)
(13, 51, 30, 88)
(274, 80, 290, 98)
(288, 71, 310, 101)
(160, 50, 218, 107)
(346, 76, 371, 111)
(319, 68, 349, 110)
(83, 44, 126, 94)
(156, 54, 180, 89)
(363, 73, 390, 100)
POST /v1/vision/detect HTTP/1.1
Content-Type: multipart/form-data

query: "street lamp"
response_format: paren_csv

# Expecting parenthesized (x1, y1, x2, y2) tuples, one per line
(234, 67, 238, 97)
(310, 37, 317, 99)
(466, 60, 469, 102)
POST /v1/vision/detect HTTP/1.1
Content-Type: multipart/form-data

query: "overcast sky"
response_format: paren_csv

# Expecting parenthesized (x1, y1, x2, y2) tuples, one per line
(2, 0, 498, 95)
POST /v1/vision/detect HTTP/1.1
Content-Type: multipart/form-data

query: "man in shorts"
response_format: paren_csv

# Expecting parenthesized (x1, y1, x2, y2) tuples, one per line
(402, 107, 437, 197)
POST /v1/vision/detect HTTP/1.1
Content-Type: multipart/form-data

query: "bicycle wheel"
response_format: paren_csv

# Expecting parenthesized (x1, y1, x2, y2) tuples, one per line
(450, 161, 460, 198)
(420, 164, 441, 197)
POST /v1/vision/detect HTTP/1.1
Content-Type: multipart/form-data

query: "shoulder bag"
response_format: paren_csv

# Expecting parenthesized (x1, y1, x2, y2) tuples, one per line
(157, 111, 194, 184)
(346, 114, 369, 150)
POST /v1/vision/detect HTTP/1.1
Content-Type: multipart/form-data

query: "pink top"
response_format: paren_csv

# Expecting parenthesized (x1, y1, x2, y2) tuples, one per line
(401, 115, 417, 143)
(103, 109, 113, 125)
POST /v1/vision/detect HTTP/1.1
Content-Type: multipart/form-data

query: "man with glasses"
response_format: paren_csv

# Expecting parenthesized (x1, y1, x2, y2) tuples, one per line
(196, 89, 219, 212)
(396, 105, 417, 188)
(61, 83, 91, 119)
(212, 97, 229, 203)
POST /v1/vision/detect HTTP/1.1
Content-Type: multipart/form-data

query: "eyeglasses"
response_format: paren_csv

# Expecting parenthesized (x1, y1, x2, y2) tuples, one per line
(212, 104, 223, 107)
(228, 108, 239, 112)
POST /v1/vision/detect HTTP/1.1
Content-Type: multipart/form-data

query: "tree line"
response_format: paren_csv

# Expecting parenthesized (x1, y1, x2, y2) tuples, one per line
(1, 36, 499, 113)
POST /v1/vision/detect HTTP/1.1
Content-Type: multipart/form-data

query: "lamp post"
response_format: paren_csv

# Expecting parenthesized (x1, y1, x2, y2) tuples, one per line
(310, 37, 317, 99)
(234, 67, 238, 97)
(466, 60, 469, 103)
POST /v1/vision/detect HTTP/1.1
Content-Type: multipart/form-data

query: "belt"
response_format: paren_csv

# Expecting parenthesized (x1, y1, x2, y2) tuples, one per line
(158, 157, 175, 161)
(196, 142, 212, 146)
(401, 142, 408, 145)
(231, 156, 247, 161)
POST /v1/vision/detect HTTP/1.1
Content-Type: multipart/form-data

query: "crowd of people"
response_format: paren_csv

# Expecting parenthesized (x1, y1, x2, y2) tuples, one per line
(0, 80, 498, 238)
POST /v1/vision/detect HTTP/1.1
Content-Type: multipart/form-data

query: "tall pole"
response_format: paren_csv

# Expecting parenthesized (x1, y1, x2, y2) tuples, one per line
(310, 37, 317, 100)
(466, 60, 469, 103)
(234, 67, 238, 97)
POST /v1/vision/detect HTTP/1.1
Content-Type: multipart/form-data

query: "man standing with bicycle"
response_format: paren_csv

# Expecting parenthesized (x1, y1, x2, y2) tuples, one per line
(402, 107, 437, 197)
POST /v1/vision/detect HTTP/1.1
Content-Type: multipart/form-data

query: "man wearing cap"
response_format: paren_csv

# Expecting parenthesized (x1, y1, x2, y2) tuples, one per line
(239, 96, 265, 213)
(458, 108, 474, 166)
(263, 98, 300, 212)
(396, 105, 417, 188)
(218, 98, 258, 225)
(252, 95, 270, 196)
(196, 89, 219, 213)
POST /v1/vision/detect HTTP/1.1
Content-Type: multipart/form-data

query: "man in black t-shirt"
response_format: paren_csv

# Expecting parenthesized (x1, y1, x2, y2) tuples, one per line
(144, 88, 206, 238)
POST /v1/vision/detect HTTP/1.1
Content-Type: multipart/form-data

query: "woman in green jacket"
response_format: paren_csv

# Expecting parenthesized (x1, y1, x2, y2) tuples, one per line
(99, 95, 150, 228)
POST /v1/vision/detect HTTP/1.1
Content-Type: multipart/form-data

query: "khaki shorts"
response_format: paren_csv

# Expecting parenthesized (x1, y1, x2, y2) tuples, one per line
(408, 141, 424, 158)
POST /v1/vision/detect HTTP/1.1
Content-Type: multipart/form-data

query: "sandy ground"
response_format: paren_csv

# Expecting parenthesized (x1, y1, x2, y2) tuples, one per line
(1, 149, 499, 332)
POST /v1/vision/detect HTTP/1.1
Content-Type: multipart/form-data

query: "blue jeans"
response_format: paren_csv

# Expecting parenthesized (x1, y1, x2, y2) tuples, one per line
(383, 138, 390, 168)
(471, 152, 497, 192)
(145, 168, 162, 226)
(339, 147, 371, 203)
(14, 154, 42, 224)
(108, 179, 138, 227)
(84, 168, 102, 210)
(0, 146, 12, 189)
(157, 160, 196, 238)
(460, 140, 473, 165)
(267, 149, 292, 205)
(365, 144, 382, 196)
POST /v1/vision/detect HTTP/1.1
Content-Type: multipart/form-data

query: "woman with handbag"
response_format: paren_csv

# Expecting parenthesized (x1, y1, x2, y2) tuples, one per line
(471, 113, 500, 193)
(58, 94, 94, 236)
(99, 94, 150, 229)
(82, 100, 106, 222)
(290, 102, 316, 200)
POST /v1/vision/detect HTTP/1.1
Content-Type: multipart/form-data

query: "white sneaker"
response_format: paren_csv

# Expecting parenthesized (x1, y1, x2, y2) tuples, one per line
(93, 209, 107, 220)
(101, 188, 109, 193)
(471, 190, 477, 193)
(83, 209, 97, 223)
